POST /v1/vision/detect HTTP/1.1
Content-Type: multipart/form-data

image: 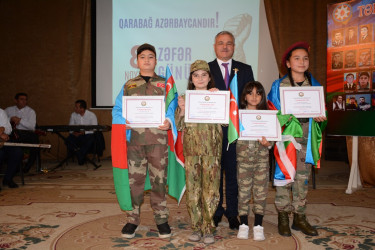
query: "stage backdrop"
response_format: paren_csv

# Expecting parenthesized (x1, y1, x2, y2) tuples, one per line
(326, 0, 375, 136)
(95, 0, 261, 107)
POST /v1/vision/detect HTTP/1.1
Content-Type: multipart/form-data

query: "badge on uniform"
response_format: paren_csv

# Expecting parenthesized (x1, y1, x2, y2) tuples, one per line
(127, 84, 137, 89)
(157, 82, 165, 88)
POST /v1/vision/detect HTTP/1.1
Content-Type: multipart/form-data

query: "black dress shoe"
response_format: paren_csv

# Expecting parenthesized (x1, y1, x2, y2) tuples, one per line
(213, 215, 222, 227)
(228, 216, 240, 230)
(3, 180, 19, 188)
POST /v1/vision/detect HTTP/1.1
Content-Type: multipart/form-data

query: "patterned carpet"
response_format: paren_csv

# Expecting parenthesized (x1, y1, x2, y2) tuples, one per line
(0, 159, 374, 249)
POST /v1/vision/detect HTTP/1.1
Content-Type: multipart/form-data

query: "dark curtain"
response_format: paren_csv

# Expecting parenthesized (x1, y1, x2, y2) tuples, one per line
(0, 0, 111, 159)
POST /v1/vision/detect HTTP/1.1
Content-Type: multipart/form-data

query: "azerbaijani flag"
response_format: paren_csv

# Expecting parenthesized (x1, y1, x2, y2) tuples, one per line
(165, 66, 186, 204)
(228, 70, 241, 145)
(111, 87, 134, 210)
(112, 69, 186, 210)
(267, 74, 327, 186)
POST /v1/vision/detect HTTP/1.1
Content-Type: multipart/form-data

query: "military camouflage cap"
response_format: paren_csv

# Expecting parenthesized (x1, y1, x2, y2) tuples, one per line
(137, 43, 156, 57)
(190, 60, 210, 73)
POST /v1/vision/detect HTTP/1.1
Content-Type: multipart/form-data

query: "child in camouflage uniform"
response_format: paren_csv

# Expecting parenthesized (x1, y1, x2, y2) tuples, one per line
(236, 81, 272, 241)
(175, 60, 222, 244)
(113, 43, 172, 239)
(268, 42, 326, 237)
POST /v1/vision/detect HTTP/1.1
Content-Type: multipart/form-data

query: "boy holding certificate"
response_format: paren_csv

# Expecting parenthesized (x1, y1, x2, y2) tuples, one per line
(112, 43, 171, 239)
(175, 60, 222, 244)
(267, 42, 327, 237)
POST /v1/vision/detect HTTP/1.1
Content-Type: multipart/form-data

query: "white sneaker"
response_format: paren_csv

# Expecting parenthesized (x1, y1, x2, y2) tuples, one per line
(188, 231, 201, 242)
(237, 224, 249, 239)
(203, 234, 215, 244)
(253, 225, 265, 241)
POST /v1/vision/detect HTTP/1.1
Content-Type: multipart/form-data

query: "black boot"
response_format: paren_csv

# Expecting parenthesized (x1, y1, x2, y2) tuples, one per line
(291, 213, 318, 236)
(278, 211, 291, 237)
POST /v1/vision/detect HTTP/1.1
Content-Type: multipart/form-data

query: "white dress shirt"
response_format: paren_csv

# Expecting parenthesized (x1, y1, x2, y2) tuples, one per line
(5, 105, 36, 130)
(69, 110, 98, 134)
(0, 108, 12, 135)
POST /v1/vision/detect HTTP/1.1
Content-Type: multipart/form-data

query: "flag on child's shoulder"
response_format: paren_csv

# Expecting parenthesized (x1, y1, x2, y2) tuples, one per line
(111, 85, 151, 211)
(267, 75, 327, 186)
(111, 67, 186, 210)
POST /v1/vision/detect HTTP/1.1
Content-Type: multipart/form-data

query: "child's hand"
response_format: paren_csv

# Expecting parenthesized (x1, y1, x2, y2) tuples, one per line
(208, 88, 219, 92)
(313, 116, 327, 122)
(158, 119, 171, 131)
(178, 96, 185, 108)
(178, 96, 185, 116)
(258, 136, 271, 148)
(125, 119, 132, 130)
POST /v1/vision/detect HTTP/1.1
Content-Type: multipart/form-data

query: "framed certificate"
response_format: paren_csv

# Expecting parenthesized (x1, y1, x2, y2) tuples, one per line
(280, 86, 325, 118)
(122, 96, 165, 128)
(239, 110, 281, 141)
(185, 90, 230, 124)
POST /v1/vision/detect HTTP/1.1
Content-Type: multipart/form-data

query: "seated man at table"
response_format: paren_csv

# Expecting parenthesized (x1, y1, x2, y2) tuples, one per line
(0, 108, 23, 189)
(5, 92, 38, 173)
(66, 100, 98, 165)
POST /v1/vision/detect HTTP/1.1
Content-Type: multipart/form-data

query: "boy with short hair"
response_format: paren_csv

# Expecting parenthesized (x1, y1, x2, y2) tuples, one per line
(112, 43, 171, 239)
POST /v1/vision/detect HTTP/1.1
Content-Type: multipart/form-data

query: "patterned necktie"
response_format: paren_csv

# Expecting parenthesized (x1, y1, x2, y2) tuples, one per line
(222, 63, 230, 89)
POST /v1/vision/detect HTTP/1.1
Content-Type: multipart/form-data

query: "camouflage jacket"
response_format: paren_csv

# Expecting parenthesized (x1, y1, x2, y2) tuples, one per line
(124, 74, 167, 146)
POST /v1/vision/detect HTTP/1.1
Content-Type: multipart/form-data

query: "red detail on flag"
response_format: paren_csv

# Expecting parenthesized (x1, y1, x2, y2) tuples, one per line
(229, 93, 240, 134)
(166, 77, 174, 93)
(273, 142, 297, 180)
(157, 82, 165, 88)
(268, 100, 277, 110)
(168, 130, 185, 162)
(111, 124, 128, 169)
(316, 138, 323, 169)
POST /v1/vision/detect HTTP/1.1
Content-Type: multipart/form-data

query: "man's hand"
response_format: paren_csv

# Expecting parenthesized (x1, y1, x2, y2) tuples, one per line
(0, 133, 9, 142)
(10, 116, 21, 125)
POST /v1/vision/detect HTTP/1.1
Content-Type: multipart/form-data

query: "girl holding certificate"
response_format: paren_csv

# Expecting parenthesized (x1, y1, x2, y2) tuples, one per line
(267, 42, 327, 237)
(236, 81, 272, 241)
(175, 60, 222, 244)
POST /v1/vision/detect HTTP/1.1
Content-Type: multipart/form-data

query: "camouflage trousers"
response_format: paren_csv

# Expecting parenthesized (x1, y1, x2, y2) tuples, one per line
(126, 144, 169, 225)
(237, 140, 270, 216)
(185, 155, 221, 234)
(275, 121, 311, 214)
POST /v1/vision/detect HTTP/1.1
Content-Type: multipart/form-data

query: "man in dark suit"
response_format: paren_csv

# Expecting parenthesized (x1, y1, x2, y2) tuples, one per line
(345, 27, 357, 45)
(360, 26, 372, 43)
(208, 31, 254, 230)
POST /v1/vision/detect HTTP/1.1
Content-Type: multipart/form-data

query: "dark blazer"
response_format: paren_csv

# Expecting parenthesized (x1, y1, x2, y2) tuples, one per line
(208, 58, 255, 218)
(344, 83, 357, 91)
(360, 35, 372, 43)
(208, 59, 254, 96)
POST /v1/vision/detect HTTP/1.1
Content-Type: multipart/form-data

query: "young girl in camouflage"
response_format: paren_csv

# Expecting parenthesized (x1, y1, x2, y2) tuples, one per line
(175, 60, 222, 244)
(268, 42, 327, 237)
(236, 81, 272, 241)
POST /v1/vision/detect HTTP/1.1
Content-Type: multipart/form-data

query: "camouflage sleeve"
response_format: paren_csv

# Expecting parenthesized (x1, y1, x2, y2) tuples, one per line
(174, 106, 185, 131)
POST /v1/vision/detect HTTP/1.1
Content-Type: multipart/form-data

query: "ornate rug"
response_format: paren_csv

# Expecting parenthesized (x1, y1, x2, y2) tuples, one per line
(0, 161, 374, 249)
